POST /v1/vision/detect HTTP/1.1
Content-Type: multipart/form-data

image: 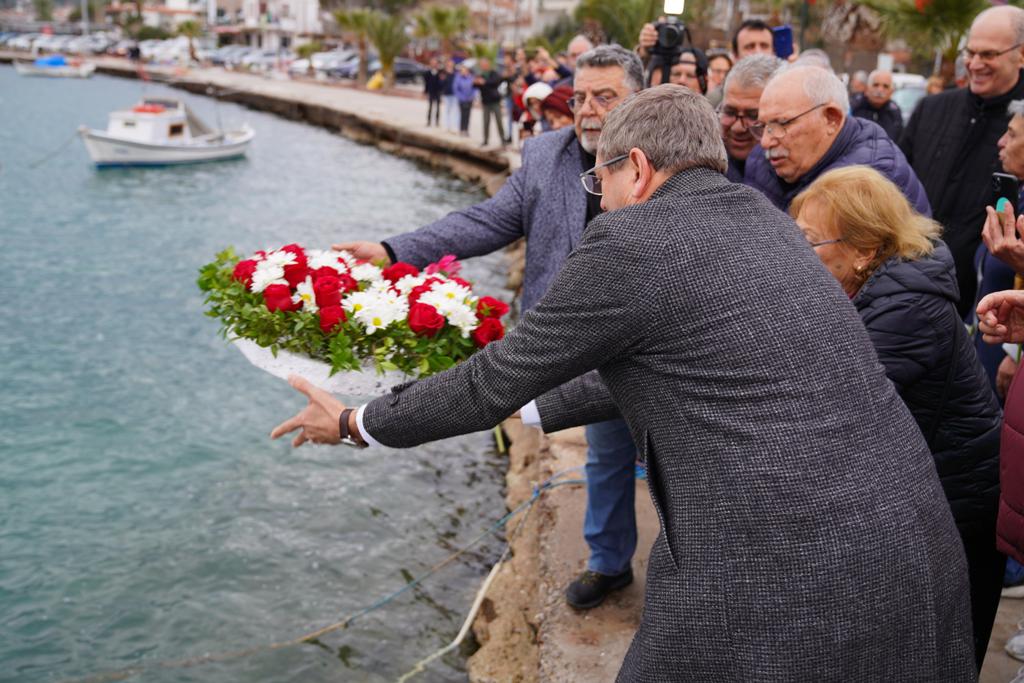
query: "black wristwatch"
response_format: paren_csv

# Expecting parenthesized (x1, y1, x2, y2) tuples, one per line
(338, 408, 368, 449)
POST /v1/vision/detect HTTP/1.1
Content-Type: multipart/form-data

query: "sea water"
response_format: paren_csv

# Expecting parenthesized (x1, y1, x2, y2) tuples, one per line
(0, 65, 509, 682)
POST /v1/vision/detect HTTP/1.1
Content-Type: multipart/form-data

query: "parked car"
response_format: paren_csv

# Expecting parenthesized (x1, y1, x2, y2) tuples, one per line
(288, 48, 356, 76)
(8, 33, 40, 50)
(240, 48, 294, 71)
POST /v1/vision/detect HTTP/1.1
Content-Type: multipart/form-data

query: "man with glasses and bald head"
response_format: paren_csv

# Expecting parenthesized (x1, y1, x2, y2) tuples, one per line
(333, 44, 651, 611)
(743, 65, 929, 216)
(901, 4, 1024, 316)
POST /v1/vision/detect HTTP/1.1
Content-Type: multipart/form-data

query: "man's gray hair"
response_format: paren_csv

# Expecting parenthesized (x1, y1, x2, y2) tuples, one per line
(769, 64, 850, 113)
(1010, 99, 1024, 117)
(598, 84, 728, 175)
(793, 48, 834, 72)
(575, 44, 645, 93)
(723, 54, 785, 97)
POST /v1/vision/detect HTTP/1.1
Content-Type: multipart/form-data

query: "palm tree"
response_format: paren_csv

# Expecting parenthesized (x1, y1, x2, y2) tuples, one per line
(469, 41, 498, 62)
(176, 20, 202, 64)
(574, 0, 660, 48)
(366, 10, 409, 89)
(335, 8, 374, 85)
(422, 5, 470, 57)
(296, 41, 323, 77)
(863, 0, 989, 73)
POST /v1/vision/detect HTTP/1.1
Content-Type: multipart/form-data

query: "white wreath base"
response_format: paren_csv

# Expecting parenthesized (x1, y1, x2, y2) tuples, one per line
(233, 337, 414, 396)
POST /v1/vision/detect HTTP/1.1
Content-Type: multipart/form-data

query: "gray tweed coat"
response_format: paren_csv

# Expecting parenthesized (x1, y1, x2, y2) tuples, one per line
(363, 168, 976, 681)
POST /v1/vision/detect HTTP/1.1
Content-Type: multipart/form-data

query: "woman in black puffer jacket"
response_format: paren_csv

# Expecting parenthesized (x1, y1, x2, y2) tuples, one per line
(791, 165, 1003, 671)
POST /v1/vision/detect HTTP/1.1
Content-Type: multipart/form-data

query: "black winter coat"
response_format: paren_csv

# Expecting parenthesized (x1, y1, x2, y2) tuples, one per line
(853, 241, 1001, 531)
(899, 73, 1024, 315)
(850, 93, 904, 142)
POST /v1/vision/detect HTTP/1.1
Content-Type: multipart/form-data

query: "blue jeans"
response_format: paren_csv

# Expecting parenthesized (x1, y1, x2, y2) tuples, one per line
(584, 418, 638, 575)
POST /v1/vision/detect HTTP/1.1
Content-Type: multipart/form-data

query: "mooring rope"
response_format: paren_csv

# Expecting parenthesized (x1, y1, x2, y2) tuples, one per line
(57, 468, 590, 683)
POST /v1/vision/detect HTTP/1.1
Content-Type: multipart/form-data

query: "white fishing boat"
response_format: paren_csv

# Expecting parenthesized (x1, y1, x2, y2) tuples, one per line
(77, 98, 254, 167)
(15, 54, 96, 78)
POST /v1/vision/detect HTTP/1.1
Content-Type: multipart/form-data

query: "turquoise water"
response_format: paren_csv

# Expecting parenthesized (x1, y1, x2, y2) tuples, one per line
(0, 66, 510, 682)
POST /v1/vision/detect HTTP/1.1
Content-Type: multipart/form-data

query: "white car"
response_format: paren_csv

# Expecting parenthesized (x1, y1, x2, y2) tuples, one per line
(891, 73, 928, 125)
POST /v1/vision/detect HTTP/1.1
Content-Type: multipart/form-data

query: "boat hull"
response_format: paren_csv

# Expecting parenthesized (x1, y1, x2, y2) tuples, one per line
(15, 62, 96, 78)
(78, 126, 254, 167)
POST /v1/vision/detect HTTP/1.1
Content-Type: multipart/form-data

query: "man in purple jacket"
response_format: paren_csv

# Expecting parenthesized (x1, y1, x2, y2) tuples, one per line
(744, 65, 931, 216)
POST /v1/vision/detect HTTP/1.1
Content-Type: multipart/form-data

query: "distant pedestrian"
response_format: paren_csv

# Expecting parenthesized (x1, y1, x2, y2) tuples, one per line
(540, 84, 574, 131)
(453, 63, 475, 137)
(423, 58, 445, 127)
(849, 69, 868, 96)
(474, 57, 507, 148)
(850, 70, 903, 141)
(441, 60, 458, 132)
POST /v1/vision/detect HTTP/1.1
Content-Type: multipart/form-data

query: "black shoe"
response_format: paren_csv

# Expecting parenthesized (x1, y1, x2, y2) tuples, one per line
(565, 568, 633, 609)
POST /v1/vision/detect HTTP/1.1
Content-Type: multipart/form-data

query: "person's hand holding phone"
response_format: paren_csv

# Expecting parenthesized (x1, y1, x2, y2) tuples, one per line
(982, 199, 1024, 274)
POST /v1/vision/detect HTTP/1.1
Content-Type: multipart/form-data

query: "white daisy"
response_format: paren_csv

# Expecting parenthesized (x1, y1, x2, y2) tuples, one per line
(295, 277, 318, 313)
(350, 262, 383, 282)
(307, 249, 350, 274)
(263, 250, 298, 268)
(250, 262, 287, 293)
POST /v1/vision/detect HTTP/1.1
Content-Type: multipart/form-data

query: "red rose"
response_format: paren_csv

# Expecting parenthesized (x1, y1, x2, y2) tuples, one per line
(313, 275, 342, 308)
(310, 266, 339, 282)
(283, 263, 308, 288)
(472, 318, 504, 348)
(408, 302, 446, 337)
(319, 305, 347, 333)
(232, 259, 258, 287)
(337, 273, 359, 293)
(280, 243, 307, 266)
(450, 277, 471, 289)
(476, 296, 509, 319)
(280, 244, 309, 288)
(382, 262, 420, 283)
(263, 283, 298, 312)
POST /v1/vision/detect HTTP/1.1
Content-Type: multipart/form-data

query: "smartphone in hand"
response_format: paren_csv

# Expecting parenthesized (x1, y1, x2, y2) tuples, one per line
(773, 26, 794, 60)
(992, 172, 1020, 208)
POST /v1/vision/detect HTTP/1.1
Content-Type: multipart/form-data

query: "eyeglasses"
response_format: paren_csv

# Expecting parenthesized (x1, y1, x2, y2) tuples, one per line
(580, 154, 629, 195)
(568, 92, 621, 112)
(749, 103, 827, 140)
(808, 238, 843, 248)
(718, 106, 759, 129)
(961, 43, 1023, 62)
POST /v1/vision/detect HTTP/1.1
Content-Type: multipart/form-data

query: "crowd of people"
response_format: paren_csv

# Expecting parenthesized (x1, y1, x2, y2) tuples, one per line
(269, 4, 1024, 680)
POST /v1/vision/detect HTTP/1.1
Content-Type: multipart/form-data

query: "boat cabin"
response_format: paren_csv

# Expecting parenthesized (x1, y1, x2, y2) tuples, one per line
(106, 98, 215, 145)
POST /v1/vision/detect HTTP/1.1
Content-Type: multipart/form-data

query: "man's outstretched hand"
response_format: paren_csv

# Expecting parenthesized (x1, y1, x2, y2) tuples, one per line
(270, 375, 346, 448)
(977, 289, 1024, 345)
(331, 241, 391, 264)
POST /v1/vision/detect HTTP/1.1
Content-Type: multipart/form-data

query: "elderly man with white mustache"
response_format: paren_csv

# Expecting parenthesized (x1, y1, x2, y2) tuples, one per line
(334, 45, 650, 612)
(743, 65, 930, 217)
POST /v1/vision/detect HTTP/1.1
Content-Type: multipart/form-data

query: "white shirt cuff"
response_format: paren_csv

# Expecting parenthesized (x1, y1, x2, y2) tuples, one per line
(1004, 343, 1022, 362)
(520, 400, 542, 428)
(355, 404, 384, 448)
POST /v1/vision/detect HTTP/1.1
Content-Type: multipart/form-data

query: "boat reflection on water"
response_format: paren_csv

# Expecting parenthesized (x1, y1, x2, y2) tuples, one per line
(78, 98, 254, 167)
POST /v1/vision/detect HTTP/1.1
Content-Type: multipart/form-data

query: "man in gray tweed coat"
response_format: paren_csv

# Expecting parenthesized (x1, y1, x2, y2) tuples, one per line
(334, 45, 648, 610)
(274, 85, 976, 679)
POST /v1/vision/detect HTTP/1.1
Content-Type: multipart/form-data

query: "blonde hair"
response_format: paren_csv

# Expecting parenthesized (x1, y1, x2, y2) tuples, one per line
(790, 165, 941, 274)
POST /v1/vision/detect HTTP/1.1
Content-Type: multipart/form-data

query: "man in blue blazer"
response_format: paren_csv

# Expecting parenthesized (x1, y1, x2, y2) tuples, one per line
(333, 45, 647, 609)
